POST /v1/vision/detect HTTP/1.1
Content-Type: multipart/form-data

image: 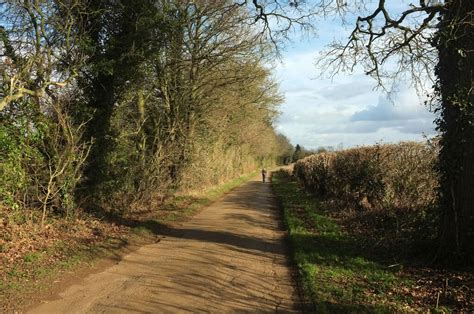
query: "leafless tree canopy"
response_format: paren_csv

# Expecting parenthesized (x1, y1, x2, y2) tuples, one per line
(316, 1, 445, 93)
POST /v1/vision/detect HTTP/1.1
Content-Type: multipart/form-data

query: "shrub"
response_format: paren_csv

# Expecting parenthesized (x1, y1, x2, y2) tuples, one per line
(294, 141, 439, 212)
(294, 152, 334, 197)
(292, 141, 440, 255)
(330, 147, 385, 209)
(378, 142, 438, 212)
(0, 121, 38, 210)
(0, 100, 91, 224)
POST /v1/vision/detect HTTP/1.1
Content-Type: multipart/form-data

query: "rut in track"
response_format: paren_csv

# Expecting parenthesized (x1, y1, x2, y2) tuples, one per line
(30, 177, 297, 313)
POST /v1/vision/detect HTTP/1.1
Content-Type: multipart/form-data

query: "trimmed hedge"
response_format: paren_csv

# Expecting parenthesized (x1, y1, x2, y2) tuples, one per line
(293, 142, 439, 212)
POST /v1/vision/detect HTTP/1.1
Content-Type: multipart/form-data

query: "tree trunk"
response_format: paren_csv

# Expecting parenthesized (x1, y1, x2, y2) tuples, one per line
(436, 0, 474, 263)
(82, 73, 116, 189)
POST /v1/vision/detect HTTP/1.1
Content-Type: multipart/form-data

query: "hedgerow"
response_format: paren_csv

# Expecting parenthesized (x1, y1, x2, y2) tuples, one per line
(294, 142, 438, 211)
(293, 141, 440, 254)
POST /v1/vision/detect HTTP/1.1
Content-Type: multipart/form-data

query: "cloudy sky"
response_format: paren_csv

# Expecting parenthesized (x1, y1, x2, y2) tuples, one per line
(272, 4, 438, 150)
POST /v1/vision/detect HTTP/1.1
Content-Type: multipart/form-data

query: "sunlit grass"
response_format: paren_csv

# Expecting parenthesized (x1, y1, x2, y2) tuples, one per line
(154, 172, 257, 224)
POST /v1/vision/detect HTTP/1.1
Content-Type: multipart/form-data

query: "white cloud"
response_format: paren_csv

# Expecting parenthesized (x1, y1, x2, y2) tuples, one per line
(351, 89, 434, 122)
(274, 48, 437, 149)
(270, 1, 439, 150)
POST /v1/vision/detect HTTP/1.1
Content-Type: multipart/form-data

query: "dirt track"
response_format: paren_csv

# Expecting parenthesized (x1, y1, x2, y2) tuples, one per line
(29, 177, 297, 313)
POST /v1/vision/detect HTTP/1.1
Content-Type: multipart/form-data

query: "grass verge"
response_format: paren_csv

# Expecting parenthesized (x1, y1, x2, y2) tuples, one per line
(272, 169, 422, 313)
(123, 171, 257, 229)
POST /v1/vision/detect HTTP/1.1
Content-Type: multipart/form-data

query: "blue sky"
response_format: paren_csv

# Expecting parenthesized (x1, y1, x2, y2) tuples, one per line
(272, 2, 438, 150)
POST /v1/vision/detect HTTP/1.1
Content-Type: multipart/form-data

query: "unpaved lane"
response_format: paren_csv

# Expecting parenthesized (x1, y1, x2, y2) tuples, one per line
(30, 178, 297, 313)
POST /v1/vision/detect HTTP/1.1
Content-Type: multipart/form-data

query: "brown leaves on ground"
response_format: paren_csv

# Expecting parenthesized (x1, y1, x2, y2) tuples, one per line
(0, 208, 130, 289)
(398, 268, 473, 311)
(326, 205, 473, 312)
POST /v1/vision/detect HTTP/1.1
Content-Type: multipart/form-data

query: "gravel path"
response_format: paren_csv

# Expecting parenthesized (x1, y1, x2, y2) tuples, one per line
(30, 178, 297, 313)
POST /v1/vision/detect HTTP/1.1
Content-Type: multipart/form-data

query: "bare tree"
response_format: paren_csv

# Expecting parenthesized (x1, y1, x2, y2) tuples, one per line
(247, 0, 473, 262)
(1, 1, 91, 226)
(317, 0, 472, 263)
(0, 0, 86, 110)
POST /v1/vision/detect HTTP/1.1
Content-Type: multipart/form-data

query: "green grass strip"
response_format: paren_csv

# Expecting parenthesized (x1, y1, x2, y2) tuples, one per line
(272, 170, 415, 313)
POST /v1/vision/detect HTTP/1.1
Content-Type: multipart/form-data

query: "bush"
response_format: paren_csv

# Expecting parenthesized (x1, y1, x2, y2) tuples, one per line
(0, 121, 39, 210)
(293, 141, 440, 255)
(294, 142, 438, 213)
(330, 147, 385, 209)
(0, 100, 91, 224)
(378, 142, 439, 212)
(293, 152, 334, 197)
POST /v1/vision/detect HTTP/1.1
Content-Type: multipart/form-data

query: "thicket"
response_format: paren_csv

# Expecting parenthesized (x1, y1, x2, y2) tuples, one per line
(0, 1, 292, 226)
(293, 141, 440, 255)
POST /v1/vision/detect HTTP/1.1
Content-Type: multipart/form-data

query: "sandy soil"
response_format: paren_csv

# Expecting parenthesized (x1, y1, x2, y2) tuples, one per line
(29, 178, 298, 313)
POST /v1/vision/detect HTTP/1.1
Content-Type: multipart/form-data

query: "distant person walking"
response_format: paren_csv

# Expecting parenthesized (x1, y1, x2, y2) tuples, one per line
(261, 168, 267, 183)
